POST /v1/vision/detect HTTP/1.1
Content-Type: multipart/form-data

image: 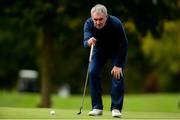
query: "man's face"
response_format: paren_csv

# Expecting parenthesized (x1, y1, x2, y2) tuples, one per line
(91, 12, 107, 29)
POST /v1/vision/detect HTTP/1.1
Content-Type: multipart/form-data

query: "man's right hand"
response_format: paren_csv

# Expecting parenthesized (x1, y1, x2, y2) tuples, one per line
(88, 37, 96, 46)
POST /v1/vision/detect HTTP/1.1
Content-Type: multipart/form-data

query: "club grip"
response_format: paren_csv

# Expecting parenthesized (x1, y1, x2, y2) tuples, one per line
(89, 44, 94, 62)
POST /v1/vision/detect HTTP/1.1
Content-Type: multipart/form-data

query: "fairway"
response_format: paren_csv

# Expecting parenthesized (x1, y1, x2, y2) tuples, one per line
(0, 107, 180, 120)
(0, 92, 180, 119)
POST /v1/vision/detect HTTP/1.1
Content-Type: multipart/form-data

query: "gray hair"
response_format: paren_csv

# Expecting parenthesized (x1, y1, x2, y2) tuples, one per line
(91, 4, 108, 16)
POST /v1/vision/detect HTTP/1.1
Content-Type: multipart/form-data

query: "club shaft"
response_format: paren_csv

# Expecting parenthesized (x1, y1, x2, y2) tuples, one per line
(79, 45, 94, 112)
(80, 63, 90, 109)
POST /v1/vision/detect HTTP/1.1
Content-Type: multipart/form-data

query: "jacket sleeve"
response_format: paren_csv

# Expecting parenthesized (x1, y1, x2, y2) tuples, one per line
(83, 20, 93, 48)
(114, 22, 128, 68)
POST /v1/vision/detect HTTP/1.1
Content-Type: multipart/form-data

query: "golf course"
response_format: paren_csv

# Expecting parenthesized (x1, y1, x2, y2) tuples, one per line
(0, 91, 180, 119)
(1, 0, 180, 120)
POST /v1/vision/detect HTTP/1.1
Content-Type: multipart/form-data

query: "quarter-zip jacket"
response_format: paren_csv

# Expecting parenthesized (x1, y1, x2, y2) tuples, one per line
(83, 15, 128, 67)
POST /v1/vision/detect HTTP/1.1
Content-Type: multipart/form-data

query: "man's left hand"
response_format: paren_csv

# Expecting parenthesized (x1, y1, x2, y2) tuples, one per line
(111, 66, 123, 80)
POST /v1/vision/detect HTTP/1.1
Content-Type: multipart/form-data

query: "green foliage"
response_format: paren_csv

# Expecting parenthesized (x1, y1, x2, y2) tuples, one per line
(0, 0, 180, 93)
(142, 20, 180, 92)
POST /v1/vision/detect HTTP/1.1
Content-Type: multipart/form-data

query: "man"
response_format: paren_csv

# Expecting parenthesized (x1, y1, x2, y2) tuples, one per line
(83, 4, 128, 117)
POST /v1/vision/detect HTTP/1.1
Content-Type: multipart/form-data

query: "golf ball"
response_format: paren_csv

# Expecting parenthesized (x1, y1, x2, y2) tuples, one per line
(50, 110, 55, 115)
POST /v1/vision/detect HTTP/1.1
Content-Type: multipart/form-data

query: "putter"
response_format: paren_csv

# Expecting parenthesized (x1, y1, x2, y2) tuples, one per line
(77, 44, 94, 115)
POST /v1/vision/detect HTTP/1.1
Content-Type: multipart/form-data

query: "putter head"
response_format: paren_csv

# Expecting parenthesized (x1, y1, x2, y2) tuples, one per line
(77, 107, 82, 115)
(77, 111, 81, 115)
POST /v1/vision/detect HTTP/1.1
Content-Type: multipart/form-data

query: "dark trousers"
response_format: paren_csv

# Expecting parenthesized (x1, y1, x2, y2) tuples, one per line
(89, 51, 124, 111)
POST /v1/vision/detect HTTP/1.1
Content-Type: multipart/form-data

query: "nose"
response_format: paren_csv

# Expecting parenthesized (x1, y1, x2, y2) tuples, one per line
(96, 20, 101, 25)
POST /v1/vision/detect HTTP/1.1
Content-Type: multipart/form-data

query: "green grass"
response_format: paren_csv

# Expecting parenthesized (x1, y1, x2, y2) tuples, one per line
(0, 91, 180, 119)
(0, 107, 180, 119)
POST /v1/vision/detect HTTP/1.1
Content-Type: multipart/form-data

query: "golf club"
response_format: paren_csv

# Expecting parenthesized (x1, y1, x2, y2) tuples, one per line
(77, 44, 94, 115)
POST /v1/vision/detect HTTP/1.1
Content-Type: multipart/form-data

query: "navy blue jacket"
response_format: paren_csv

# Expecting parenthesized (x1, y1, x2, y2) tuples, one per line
(83, 15, 128, 68)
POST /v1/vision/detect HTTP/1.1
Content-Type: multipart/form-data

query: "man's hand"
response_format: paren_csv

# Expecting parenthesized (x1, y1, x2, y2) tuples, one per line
(111, 66, 123, 80)
(88, 37, 96, 46)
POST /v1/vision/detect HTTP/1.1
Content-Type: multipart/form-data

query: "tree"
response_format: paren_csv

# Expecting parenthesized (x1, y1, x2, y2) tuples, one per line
(142, 20, 180, 92)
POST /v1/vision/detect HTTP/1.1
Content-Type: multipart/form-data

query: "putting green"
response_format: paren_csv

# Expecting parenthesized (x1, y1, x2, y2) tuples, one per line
(0, 107, 180, 120)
